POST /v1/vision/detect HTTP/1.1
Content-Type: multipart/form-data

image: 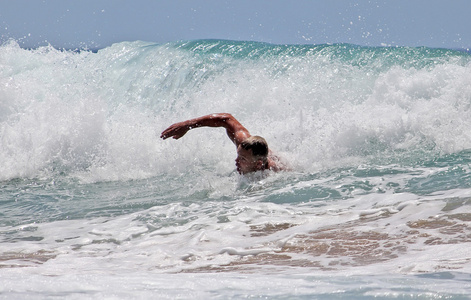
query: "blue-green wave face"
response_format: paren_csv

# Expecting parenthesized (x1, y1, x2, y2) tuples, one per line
(175, 39, 470, 68)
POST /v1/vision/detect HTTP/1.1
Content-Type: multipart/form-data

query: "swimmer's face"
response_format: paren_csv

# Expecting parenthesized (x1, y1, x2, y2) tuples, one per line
(235, 145, 263, 174)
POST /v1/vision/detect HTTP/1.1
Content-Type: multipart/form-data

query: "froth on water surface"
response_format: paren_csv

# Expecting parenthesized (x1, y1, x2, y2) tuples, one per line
(1, 39, 471, 181)
(1, 39, 471, 298)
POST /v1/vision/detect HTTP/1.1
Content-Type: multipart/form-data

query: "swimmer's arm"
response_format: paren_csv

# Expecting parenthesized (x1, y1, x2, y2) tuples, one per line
(160, 113, 250, 145)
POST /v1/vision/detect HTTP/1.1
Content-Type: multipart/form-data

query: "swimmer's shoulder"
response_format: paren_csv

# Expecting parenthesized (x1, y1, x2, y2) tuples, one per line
(268, 150, 291, 172)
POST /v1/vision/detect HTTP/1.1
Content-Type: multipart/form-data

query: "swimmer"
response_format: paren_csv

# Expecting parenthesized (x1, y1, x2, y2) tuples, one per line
(161, 113, 286, 174)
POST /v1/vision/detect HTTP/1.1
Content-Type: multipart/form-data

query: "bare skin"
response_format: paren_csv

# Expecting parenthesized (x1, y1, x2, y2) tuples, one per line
(160, 113, 284, 174)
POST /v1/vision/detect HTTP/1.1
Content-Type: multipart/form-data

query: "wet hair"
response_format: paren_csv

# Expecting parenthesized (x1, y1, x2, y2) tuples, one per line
(240, 136, 269, 158)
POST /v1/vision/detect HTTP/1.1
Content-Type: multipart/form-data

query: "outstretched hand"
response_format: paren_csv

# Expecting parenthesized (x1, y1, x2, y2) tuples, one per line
(160, 122, 190, 140)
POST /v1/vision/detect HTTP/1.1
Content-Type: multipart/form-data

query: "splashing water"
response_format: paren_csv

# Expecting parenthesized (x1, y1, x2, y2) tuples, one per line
(1, 39, 471, 298)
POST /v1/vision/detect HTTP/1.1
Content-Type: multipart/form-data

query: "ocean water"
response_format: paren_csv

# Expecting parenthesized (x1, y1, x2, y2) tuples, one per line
(1, 39, 471, 299)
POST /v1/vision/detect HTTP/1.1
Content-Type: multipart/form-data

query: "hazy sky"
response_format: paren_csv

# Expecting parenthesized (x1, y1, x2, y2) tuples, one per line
(1, 0, 470, 49)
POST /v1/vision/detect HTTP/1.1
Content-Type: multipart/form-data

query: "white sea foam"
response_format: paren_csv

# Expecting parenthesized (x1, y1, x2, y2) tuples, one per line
(1, 40, 471, 182)
(1, 40, 471, 298)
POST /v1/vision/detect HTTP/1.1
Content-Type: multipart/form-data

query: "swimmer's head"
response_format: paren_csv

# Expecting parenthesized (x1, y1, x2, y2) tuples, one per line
(235, 136, 269, 174)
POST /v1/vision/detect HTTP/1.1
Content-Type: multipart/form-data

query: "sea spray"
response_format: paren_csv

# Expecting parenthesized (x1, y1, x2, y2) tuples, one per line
(2, 40, 471, 182)
(1, 39, 471, 298)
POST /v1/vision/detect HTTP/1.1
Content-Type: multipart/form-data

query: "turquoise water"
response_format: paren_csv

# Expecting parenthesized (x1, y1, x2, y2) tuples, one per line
(1, 39, 471, 298)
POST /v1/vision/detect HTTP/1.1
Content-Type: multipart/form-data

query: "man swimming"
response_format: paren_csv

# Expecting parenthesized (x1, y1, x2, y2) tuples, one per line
(160, 113, 285, 174)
